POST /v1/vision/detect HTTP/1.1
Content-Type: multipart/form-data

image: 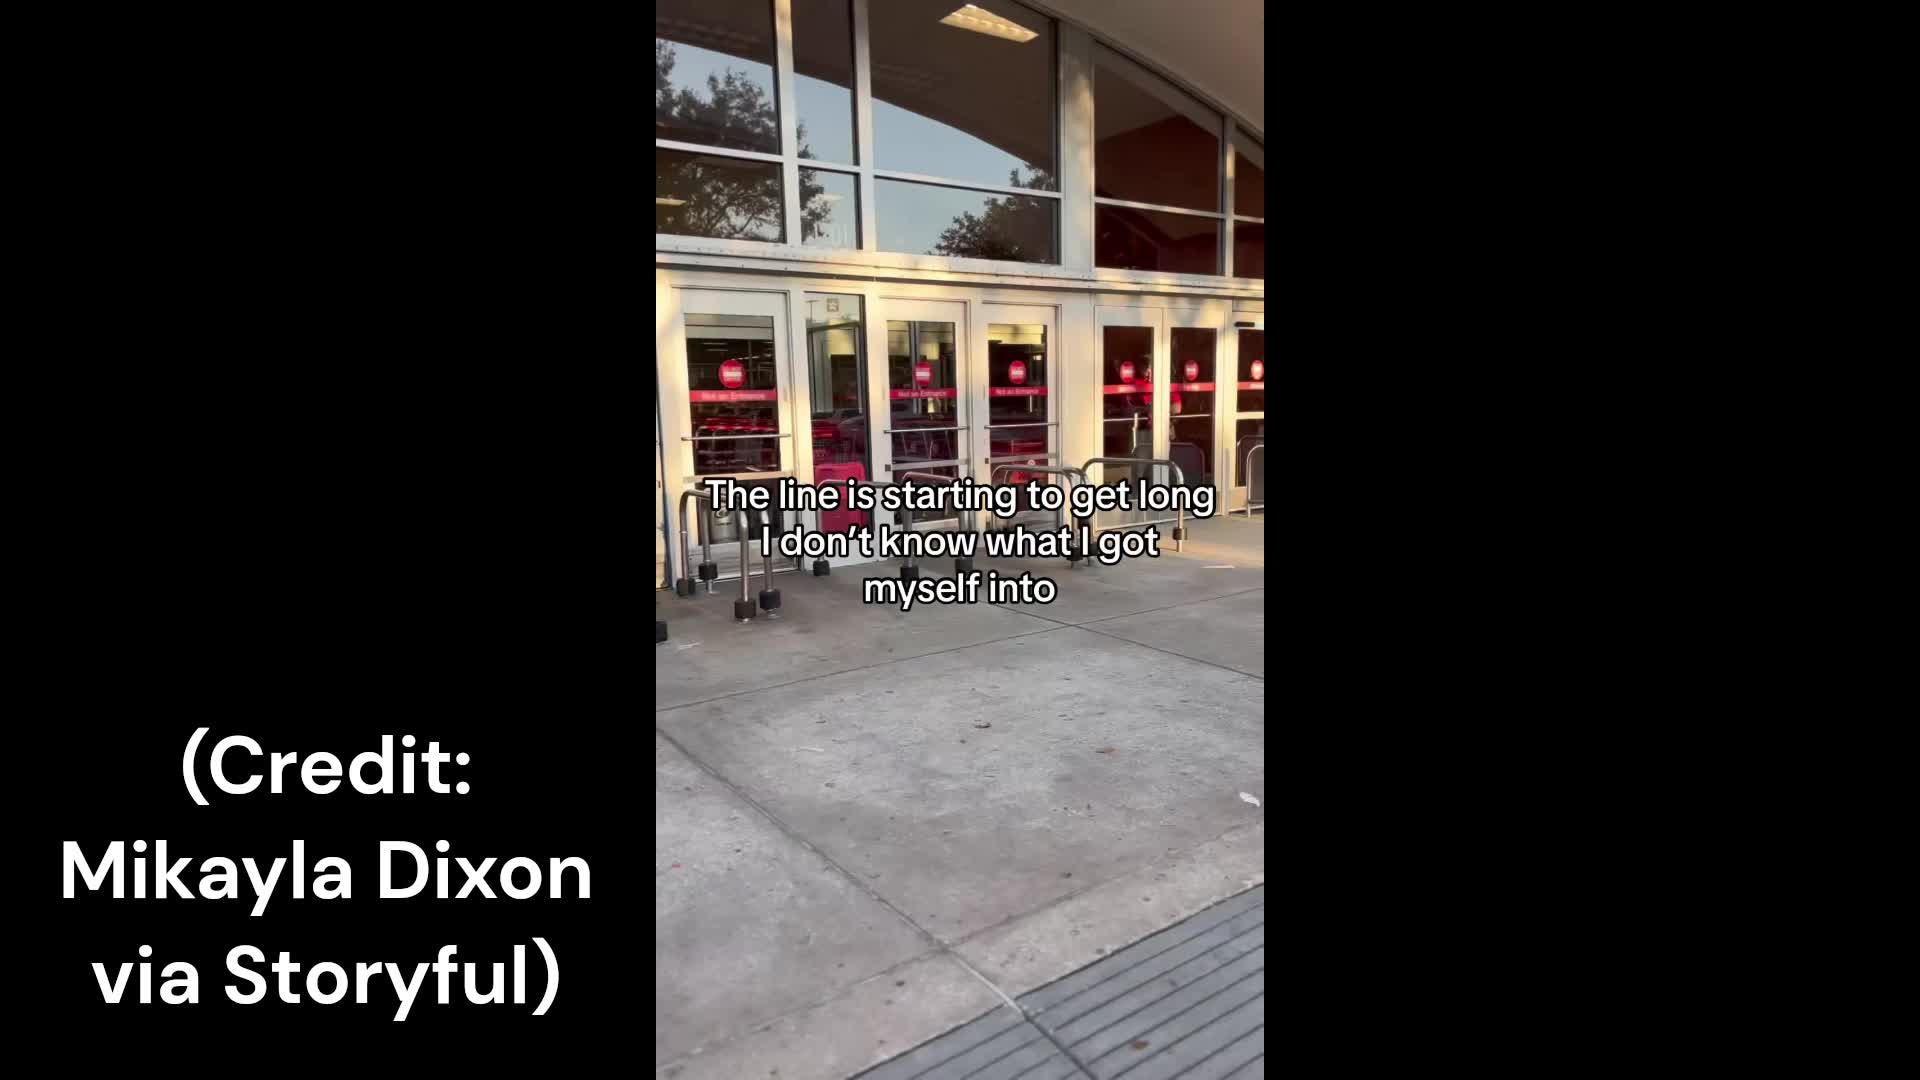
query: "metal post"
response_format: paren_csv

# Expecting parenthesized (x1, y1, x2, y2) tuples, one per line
(900, 497, 916, 577)
(760, 509, 775, 584)
(677, 488, 717, 596)
(1241, 444, 1265, 518)
(756, 509, 783, 613)
(729, 508, 758, 621)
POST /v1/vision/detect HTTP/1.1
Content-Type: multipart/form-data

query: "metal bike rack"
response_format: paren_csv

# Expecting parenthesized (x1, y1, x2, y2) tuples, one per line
(1079, 457, 1188, 553)
(675, 488, 719, 597)
(679, 480, 808, 590)
(1241, 444, 1265, 518)
(892, 470, 977, 577)
(988, 463, 1091, 566)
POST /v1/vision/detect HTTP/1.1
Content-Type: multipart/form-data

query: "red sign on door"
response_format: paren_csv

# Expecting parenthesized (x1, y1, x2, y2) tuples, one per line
(1008, 359, 1027, 385)
(1250, 360, 1264, 382)
(914, 361, 932, 387)
(1119, 360, 1136, 383)
(719, 359, 745, 389)
(1184, 360, 1200, 382)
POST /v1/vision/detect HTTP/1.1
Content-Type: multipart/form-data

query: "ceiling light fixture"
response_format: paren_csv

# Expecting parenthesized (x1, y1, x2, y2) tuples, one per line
(656, 197, 688, 206)
(939, 4, 1037, 43)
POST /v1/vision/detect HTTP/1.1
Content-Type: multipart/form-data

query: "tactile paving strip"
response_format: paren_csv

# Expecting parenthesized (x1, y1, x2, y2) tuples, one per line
(858, 887, 1264, 1080)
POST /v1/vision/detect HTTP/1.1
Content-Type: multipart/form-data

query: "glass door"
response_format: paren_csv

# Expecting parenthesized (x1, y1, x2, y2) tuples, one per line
(1094, 306, 1167, 531)
(670, 289, 793, 581)
(1166, 314, 1221, 498)
(1230, 317, 1265, 513)
(879, 300, 968, 531)
(804, 293, 872, 542)
(977, 305, 1059, 531)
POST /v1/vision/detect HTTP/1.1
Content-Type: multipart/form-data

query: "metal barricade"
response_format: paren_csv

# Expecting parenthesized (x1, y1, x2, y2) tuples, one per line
(988, 463, 1090, 567)
(1241, 444, 1265, 518)
(1078, 456, 1188, 553)
(892, 470, 980, 577)
(675, 487, 717, 596)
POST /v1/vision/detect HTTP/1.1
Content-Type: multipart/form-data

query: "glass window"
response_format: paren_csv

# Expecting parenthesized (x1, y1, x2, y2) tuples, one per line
(1094, 45, 1220, 212)
(869, 0, 1056, 191)
(1233, 221, 1264, 280)
(808, 295, 870, 533)
(1096, 205, 1219, 275)
(1234, 130, 1264, 218)
(800, 168, 860, 249)
(793, 0, 856, 165)
(655, 0, 781, 155)
(876, 179, 1056, 263)
(1236, 329, 1265, 413)
(658, 150, 785, 242)
(887, 320, 963, 523)
(686, 313, 780, 475)
(1169, 327, 1216, 488)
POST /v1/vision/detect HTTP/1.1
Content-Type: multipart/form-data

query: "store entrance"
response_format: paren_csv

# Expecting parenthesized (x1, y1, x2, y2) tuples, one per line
(876, 300, 1060, 535)
(1094, 306, 1224, 533)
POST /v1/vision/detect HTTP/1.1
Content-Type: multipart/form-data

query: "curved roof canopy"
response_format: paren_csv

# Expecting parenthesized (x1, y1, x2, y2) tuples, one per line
(1039, 0, 1263, 134)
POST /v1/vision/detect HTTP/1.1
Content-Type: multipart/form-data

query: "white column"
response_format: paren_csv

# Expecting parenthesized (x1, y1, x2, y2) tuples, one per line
(1056, 23, 1096, 272)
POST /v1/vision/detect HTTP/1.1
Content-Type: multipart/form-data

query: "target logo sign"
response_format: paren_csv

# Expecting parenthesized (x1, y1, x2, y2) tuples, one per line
(1008, 360, 1027, 385)
(719, 359, 745, 388)
(1184, 360, 1199, 382)
(1119, 360, 1135, 383)
(914, 361, 932, 387)
(1249, 360, 1264, 382)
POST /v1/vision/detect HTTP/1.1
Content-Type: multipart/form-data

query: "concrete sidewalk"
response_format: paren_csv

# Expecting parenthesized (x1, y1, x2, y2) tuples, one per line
(657, 514, 1266, 1080)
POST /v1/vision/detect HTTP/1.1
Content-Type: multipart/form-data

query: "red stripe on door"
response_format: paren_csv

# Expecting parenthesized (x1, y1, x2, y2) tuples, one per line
(889, 388, 958, 400)
(1103, 384, 1217, 394)
(688, 389, 778, 403)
